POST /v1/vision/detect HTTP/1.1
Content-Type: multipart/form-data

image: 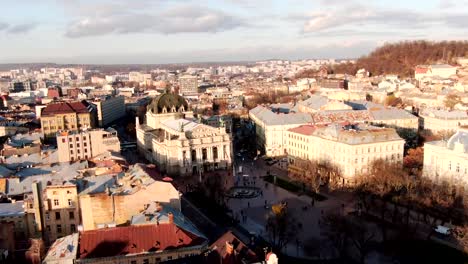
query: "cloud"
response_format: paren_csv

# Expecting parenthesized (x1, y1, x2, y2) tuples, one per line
(65, 5, 245, 38)
(296, 4, 468, 34)
(7, 23, 37, 34)
(0, 22, 9, 31)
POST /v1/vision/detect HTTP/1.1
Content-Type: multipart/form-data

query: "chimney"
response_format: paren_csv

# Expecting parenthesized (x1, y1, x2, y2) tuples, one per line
(225, 242, 234, 255)
(168, 212, 174, 224)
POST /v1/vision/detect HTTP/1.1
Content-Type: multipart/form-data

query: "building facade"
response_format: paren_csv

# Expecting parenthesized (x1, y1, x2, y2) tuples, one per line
(178, 75, 198, 95)
(40, 101, 95, 137)
(423, 128, 468, 187)
(136, 92, 232, 176)
(90, 96, 126, 127)
(56, 128, 120, 163)
(249, 105, 313, 157)
(286, 124, 405, 184)
(419, 108, 468, 134)
(24, 183, 80, 244)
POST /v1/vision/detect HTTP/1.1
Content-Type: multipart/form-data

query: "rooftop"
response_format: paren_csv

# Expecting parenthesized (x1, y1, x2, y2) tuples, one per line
(206, 231, 258, 264)
(0, 201, 25, 217)
(420, 109, 468, 120)
(314, 123, 403, 145)
(41, 101, 91, 116)
(78, 224, 207, 259)
(43, 233, 79, 262)
(250, 105, 312, 126)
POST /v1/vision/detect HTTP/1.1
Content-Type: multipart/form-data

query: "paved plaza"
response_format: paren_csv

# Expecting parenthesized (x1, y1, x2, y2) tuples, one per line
(227, 156, 355, 258)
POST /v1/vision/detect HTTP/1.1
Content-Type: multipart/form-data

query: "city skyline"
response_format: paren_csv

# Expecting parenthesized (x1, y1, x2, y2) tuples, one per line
(1, 0, 468, 64)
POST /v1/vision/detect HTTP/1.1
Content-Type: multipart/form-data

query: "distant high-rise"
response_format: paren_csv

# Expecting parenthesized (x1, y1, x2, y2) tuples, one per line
(178, 75, 198, 95)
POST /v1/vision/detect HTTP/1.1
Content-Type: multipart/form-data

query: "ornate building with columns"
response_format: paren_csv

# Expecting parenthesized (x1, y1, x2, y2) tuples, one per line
(136, 92, 233, 176)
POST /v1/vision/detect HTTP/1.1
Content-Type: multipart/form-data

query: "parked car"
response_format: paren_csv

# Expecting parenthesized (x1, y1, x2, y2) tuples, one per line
(434, 225, 451, 235)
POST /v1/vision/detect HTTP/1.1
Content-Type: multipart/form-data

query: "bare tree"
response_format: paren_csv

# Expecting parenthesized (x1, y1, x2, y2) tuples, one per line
(265, 203, 298, 252)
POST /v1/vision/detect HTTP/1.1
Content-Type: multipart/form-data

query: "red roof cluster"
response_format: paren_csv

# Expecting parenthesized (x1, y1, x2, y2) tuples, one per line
(206, 231, 258, 264)
(41, 101, 90, 116)
(78, 224, 206, 259)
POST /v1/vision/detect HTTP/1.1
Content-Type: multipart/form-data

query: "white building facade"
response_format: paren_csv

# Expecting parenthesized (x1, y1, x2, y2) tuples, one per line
(287, 124, 405, 184)
(423, 128, 468, 187)
(136, 93, 232, 176)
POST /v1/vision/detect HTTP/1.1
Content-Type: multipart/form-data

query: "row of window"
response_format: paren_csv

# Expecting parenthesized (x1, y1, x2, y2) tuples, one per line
(51, 198, 74, 207)
(46, 223, 75, 233)
(45, 211, 75, 221)
(448, 161, 468, 173)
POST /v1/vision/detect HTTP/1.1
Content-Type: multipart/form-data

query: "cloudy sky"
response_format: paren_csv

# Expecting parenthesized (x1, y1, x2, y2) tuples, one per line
(0, 0, 467, 64)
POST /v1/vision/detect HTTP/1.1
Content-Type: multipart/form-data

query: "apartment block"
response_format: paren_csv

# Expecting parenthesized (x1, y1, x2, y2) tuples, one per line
(90, 96, 126, 127)
(56, 128, 120, 163)
(40, 101, 95, 137)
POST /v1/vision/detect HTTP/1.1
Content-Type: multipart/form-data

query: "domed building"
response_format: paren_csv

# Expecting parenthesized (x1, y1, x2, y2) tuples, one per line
(136, 92, 232, 176)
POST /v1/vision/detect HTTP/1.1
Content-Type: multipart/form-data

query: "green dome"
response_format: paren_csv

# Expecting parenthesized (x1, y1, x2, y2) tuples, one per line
(147, 92, 189, 114)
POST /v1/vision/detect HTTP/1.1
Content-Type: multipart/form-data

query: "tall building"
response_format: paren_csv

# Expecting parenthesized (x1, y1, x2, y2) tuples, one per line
(136, 92, 232, 176)
(178, 75, 198, 95)
(89, 96, 126, 127)
(56, 128, 121, 163)
(40, 101, 95, 137)
(24, 182, 80, 244)
(423, 127, 468, 187)
(287, 123, 405, 184)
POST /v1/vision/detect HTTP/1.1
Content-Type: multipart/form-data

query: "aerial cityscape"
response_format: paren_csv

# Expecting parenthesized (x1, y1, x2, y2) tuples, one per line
(1, 1, 468, 264)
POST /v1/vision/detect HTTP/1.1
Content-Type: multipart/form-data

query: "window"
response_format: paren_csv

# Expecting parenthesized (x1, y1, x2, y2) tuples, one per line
(69, 144, 73, 148)
(77, 143, 80, 147)
(156, 257, 161, 261)
(84, 142, 87, 147)
(143, 259, 149, 264)
(449, 161, 452, 171)
(131, 261, 136, 264)
(202, 148, 207, 160)
(167, 256, 173, 260)
(68, 199, 73, 206)
(70, 150, 74, 155)
(54, 199, 59, 206)
(53, 191, 57, 195)
(46, 225, 51, 231)
(69, 212, 74, 220)
(84, 148, 87, 153)
(456, 163, 460, 172)
(62, 138, 66, 143)
(55, 212, 61, 220)
(76, 137, 79, 141)
(77, 149, 80, 154)
(57, 224, 62, 233)
(45, 212, 50, 220)
(71, 224, 76, 232)
(29, 203, 33, 209)
(213, 147, 218, 160)
(191, 149, 196, 161)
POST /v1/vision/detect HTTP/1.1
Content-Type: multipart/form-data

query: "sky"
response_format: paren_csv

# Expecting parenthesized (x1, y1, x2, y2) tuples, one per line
(0, 0, 467, 64)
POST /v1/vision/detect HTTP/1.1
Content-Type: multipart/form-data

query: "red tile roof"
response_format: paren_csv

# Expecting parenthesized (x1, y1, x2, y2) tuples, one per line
(415, 67, 429, 74)
(206, 231, 258, 264)
(287, 124, 317, 135)
(78, 224, 206, 259)
(41, 101, 90, 116)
